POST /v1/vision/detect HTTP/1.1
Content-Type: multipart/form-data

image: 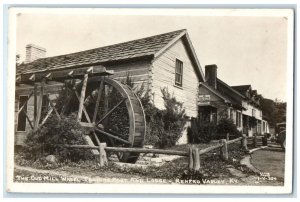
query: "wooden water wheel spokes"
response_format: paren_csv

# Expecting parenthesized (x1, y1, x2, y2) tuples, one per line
(63, 76, 146, 164)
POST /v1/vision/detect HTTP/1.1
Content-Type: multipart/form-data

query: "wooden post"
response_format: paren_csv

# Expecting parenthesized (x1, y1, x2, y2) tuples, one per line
(34, 80, 44, 129)
(98, 143, 108, 167)
(92, 80, 104, 123)
(189, 147, 193, 170)
(47, 93, 61, 120)
(103, 85, 109, 125)
(192, 148, 200, 171)
(226, 133, 229, 141)
(220, 139, 228, 160)
(241, 134, 248, 150)
(253, 135, 257, 148)
(33, 83, 38, 128)
(77, 74, 88, 121)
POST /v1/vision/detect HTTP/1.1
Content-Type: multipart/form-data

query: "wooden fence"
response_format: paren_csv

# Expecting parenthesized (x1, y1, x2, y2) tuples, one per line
(61, 134, 249, 170)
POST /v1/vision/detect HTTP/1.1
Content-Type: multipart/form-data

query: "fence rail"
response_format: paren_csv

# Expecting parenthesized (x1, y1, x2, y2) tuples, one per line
(58, 135, 249, 170)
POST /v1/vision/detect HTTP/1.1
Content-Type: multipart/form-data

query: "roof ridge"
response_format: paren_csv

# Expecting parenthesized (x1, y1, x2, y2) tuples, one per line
(21, 29, 187, 65)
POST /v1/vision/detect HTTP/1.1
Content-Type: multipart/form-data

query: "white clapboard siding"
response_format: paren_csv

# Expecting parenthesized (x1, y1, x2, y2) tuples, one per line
(106, 60, 151, 89)
(151, 38, 200, 117)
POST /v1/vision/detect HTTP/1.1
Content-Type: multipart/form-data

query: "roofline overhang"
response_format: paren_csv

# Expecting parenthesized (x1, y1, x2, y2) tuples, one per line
(199, 82, 230, 104)
(154, 30, 205, 82)
(17, 55, 154, 75)
(217, 79, 246, 99)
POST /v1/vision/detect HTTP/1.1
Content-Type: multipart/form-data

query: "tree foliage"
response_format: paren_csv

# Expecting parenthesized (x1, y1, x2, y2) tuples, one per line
(261, 98, 286, 126)
(216, 118, 241, 138)
(146, 88, 187, 148)
(187, 118, 217, 143)
(24, 114, 94, 162)
(123, 74, 187, 148)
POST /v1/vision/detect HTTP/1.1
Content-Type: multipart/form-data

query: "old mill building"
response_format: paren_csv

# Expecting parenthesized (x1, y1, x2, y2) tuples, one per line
(15, 29, 269, 145)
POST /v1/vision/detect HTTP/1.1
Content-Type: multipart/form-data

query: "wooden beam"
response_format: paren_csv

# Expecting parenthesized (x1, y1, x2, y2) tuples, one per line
(79, 122, 94, 128)
(60, 82, 73, 116)
(77, 74, 88, 122)
(93, 131, 101, 146)
(17, 91, 34, 114)
(198, 143, 223, 155)
(17, 65, 113, 84)
(227, 137, 243, 144)
(35, 79, 45, 129)
(96, 98, 126, 125)
(33, 84, 38, 128)
(60, 144, 189, 156)
(220, 139, 228, 160)
(189, 147, 193, 170)
(22, 110, 34, 130)
(16, 75, 21, 83)
(46, 93, 60, 120)
(68, 70, 74, 77)
(86, 67, 93, 73)
(192, 148, 200, 171)
(95, 128, 131, 145)
(45, 73, 52, 80)
(40, 108, 53, 126)
(98, 143, 108, 167)
(103, 85, 109, 126)
(92, 81, 104, 123)
(29, 74, 35, 81)
(73, 88, 91, 123)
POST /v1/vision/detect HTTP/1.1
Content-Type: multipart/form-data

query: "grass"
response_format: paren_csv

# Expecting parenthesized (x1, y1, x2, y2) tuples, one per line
(14, 142, 252, 184)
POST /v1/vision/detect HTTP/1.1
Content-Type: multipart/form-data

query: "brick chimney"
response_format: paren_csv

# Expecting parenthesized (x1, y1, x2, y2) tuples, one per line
(205, 64, 218, 89)
(25, 44, 46, 63)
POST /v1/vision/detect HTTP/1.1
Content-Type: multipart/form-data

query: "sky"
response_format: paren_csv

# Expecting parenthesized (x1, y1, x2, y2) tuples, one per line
(15, 9, 289, 101)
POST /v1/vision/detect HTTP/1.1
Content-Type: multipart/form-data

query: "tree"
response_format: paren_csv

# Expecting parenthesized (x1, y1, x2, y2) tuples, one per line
(261, 98, 286, 126)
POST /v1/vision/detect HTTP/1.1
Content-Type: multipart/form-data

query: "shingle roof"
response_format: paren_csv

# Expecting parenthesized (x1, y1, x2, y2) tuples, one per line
(17, 29, 187, 74)
(217, 79, 246, 99)
(231, 85, 251, 94)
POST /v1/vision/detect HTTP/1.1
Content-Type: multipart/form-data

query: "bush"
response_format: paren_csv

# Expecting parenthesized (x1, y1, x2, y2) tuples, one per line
(144, 88, 187, 148)
(123, 74, 187, 148)
(187, 118, 217, 143)
(24, 114, 94, 162)
(216, 118, 241, 139)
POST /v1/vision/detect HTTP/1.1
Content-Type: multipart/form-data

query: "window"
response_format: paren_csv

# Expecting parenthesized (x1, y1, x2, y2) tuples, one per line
(17, 96, 28, 131)
(175, 59, 183, 87)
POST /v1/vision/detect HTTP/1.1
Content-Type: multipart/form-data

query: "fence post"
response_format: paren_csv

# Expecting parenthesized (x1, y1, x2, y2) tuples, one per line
(241, 134, 248, 150)
(220, 139, 228, 160)
(189, 147, 193, 170)
(192, 148, 200, 171)
(226, 133, 229, 141)
(252, 135, 257, 148)
(99, 143, 108, 167)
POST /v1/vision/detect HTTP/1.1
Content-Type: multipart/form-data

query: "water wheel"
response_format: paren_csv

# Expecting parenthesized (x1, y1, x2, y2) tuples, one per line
(16, 66, 146, 163)
(61, 76, 146, 163)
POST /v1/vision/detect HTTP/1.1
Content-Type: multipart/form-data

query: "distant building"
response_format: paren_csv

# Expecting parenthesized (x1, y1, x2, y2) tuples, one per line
(198, 64, 245, 133)
(232, 85, 269, 136)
